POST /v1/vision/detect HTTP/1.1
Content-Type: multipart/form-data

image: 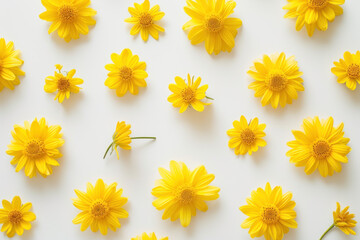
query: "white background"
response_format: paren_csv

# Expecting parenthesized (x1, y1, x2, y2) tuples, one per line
(0, 0, 359, 239)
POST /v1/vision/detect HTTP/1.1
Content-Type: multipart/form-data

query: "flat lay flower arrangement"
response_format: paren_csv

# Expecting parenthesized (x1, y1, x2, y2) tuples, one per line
(0, 0, 359, 239)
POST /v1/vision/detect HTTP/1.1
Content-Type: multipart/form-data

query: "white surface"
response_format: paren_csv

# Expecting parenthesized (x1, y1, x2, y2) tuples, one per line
(0, 0, 359, 239)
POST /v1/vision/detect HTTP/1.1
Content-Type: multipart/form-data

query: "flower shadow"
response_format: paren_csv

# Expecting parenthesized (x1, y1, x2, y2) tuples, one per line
(61, 91, 84, 112)
(175, 104, 215, 132)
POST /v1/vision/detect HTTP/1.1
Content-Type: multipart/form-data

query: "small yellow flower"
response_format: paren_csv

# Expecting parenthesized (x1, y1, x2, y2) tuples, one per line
(0, 38, 25, 92)
(168, 74, 212, 113)
(331, 51, 360, 90)
(125, 0, 165, 42)
(152, 161, 220, 227)
(131, 232, 168, 240)
(72, 179, 128, 235)
(240, 183, 297, 240)
(227, 116, 266, 155)
(183, 0, 242, 55)
(44, 65, 83, 103)
(103, 121, 156, 159)
(248, 52, 304, 109)
(0, 196, 36, 238)
(39, 0, 97, 42)
(105, 49, 148, 97)
(6, 118, 64, 178)
(287, 116, 351, 177)
(283, 0, 344, 37)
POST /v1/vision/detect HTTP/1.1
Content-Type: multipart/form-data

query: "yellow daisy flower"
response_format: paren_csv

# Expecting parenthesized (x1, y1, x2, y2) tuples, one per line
(287, 116, 351, 177)
(283, 0, 344, 37)
(240, 183, 297, 240)
(168, 74, 213, 113)
(103, 121, 156, 159)
(152, 161, 220, 227)
(248, 53, 304, 109)
(125, 0, 165, 42)
(72, 179, 128, 235)
(0, 38, 25, 92)
(105, 49, 148, 97)
(183, 0, 242, 55)
(39, 0, 97, 42)
(0, 196, 36, 238)
(227, 116, 266, 155)
(331, 51, 360, 90)
(6, 118, 64, 178)
(44, 64, 83, 103)
(131, 232, 168, 240)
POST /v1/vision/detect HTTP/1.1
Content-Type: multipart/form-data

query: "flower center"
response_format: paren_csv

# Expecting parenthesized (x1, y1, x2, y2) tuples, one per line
(205, 16, 223, 32)
(119, 67, 133, 81)
(57, 77, 70, 91)
(261, 205, 280, 224)
(308, 0, 327, 8)
(267, 72, 287, 92)
(8, 210, 23, 224)
(347, 64, 360, 79)
(25, 139, 46, 159)
(58, 5, 78, 23)
(176, 187, 195, 205)
(181, 87, 195, 103)
(139, 13, 153, 27)
(240, 129, 256, 145)
(90, 200, 109, 219)
(312, 140, 331, 159)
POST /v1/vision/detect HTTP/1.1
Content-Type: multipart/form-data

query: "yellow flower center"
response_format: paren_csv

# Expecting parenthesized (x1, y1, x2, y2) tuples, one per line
(25, 139, 46, 159)
(119, 67, 133, 81)
(312, 140, 331, 159)
(8, 210, 23, 224)
(240, 129, 256, 145)
(57, 77, 70, 91)
(58, 5, 78, 23)
(261, 205, 280, 224)
(176, 187, 195, 205)
(205, 16, 223, 33)
(267, 72, 287, 92)
(181, 87, 195, 103)
(347, 64, 360, 79)
(139, 13, 153, 27)
(90, 200, 109, 219)
(308, 0, 327, 8)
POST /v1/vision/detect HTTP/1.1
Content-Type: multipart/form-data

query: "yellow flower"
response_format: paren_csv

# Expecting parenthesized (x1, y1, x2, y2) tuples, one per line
(72, 179, 128, 235)
(44, 65, 83, 103)
(0, 196, 36, 238)
(105, 49, 148, 97)
(287, 116, 351, 177)
(39, 0, 97, 42)
(131, 232, 168, 240)
(183, 0, 242, 55)
(0, 38, 25, 92)
(248, 53, 304, 109)
(103, 121, 156, 159)
(240, 183, 297, 240)
(152, 161, 220, 227)
(227, 116, 266, 155)
(283, 0, 344, 37)
(6, 118, 64, 178)
(168, 74, 212, 113)
(331, 51, 360, 90)
(125, 0, 165, 42)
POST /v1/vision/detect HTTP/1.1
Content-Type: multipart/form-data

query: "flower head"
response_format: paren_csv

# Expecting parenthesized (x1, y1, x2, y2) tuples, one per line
(227, 116, 266, 155)
(183, 0, 242, 55)
(44, 65, 83, 103)
(168, 74, 212, 113)
(331, 51, 360, 90)
(283, 0, 344, 37)
(39, 0, 97, 42)
(240, 183, 297, 240)
(287, 116, 351, 177)
(0, 38, 25, 92)
(248, 53, 304, 109)
(152, 161, 220, 227)
(333, 202, 356, 235)
(6, 118, 64, 178)
(125, 0, 165, 42)
(105, 49, 148, 97)
(0, 196, 36, 238)
(72, 179, 128, 235)
(131, 232, 168, 240)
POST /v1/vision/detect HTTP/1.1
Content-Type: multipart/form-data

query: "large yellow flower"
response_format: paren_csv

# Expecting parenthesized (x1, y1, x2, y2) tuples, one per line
(125, 0, 165, 42)
(44, 64, 83, 103)
(132, 232, 168, 240)
(227, 116, 266, 155)
(168, 74, 212, 113)
(0, 196, 36, 238)
(72, 179, 129, 235)
(0, 38, 25, 92)
(6, 118, 64, 178)
(39, 0, 97, 42)
(240, 183, 297, 240)
(287, 116, 351, 177)
(248, 53, 304, 109)
(283, 0, 344, 37)
(183, 0, 242, 55)
(105, 49, 148, 97)
(152, 161, 220, 227)
(331, 51, 360, 90)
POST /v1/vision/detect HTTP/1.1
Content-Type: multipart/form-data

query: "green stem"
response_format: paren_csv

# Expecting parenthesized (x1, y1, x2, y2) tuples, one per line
(130, 137, 156, 140)
(319, 224, 335, 240)
(103, 142, 113, 159)
(206, 96, 214, 100)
